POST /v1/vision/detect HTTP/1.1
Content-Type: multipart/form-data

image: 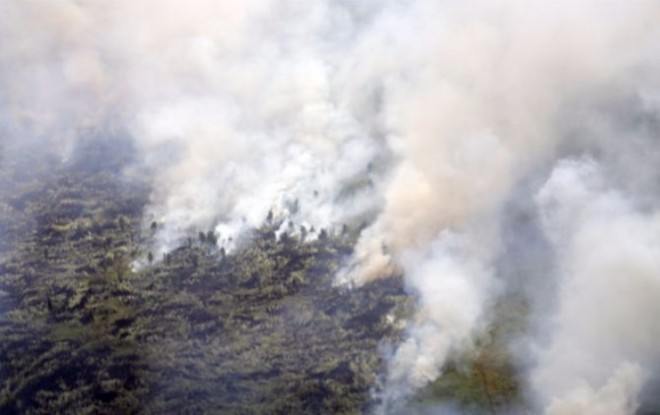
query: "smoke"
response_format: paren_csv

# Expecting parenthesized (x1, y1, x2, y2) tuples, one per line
(3, 0, 660, 413)
(347, 2, 660, 412)
(380, 232, 497, 404)
(544, 362, 644, 415)
(0, 0, 387, 251)
(531, 160, 660, 414)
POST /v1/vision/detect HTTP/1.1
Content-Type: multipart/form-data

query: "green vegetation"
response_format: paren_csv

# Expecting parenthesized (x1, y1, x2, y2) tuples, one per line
(0, 152, 414, 414)
(0, 145, 523, 414)
(409, 298, 528, 415)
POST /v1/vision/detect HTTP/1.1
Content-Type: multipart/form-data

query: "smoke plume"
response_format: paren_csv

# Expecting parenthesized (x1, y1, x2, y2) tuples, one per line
(2, 0, 660, 413)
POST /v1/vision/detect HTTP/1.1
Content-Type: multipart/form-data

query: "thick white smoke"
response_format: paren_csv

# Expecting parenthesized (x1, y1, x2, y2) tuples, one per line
(532, 160, 660, 414)
(0, 0, 388, 252)
(2, 0, 660, 413)
(347, 2, 660, 411)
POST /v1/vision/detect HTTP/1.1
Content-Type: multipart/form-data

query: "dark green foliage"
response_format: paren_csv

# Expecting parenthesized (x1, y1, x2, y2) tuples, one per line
(0, 146, 524, 415)
(205, 230, 217, 246)
(408, 298, 528, 415)
(118, 216, 127, 232)
(0, 155, 412, 414)
(0, 152, 149, 414)
(198, 230, 217, 247)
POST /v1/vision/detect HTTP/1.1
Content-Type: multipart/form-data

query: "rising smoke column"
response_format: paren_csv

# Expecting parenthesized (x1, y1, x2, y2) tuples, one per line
(531, 159, 660, 414)
(2, 1, 660, 413)
(346, 3, 660, 412)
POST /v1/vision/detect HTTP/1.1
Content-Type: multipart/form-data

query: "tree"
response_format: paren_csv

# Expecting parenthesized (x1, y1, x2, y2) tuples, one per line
(113, 251, 130, 282)
(279, 231, 292, 245)
(290, 199, 299, 215)
(118, 216, 127, 232)
(206, 230, 217, 246)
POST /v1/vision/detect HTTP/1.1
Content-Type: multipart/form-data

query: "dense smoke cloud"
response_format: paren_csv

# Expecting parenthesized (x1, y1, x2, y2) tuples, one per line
(2, 0, 660, 413)
(532, 160, 660, 413)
